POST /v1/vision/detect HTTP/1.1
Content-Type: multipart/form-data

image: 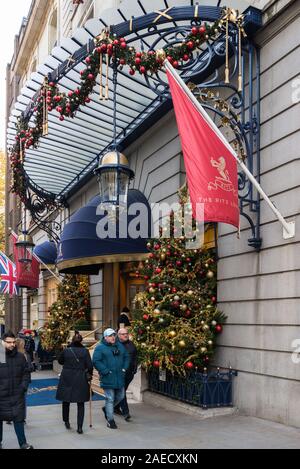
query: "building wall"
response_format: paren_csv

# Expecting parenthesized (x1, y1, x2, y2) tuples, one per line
(215, 0, 300, 427)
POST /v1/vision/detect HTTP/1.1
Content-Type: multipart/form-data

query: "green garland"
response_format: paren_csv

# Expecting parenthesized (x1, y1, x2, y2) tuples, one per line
(9, 22, 224, 201)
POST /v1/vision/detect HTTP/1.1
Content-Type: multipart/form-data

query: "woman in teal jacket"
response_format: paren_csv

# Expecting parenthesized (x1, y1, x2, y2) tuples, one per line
(93, 328, 129, 429)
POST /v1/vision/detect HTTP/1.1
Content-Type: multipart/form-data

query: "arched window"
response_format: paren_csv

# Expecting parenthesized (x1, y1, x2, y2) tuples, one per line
(48, 9, 58, 53)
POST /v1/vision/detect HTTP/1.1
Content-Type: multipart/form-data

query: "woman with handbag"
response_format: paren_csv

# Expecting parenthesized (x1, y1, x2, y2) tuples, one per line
(56, 334, 93, 434)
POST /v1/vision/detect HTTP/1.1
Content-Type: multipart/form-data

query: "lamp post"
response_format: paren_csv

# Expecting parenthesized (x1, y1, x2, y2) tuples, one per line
(95, 58, 134, 208)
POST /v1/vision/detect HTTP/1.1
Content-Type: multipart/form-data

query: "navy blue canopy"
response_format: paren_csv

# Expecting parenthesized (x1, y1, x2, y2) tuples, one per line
(34, 241, 57, 267)
(57, 189, 151, 274)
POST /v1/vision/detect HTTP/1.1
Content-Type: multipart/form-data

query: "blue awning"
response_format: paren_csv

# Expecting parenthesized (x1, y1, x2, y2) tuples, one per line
(57, 189, 151, 274)
(34, 241, 57, 267)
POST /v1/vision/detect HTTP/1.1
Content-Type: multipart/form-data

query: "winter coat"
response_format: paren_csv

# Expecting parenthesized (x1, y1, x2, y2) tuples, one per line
(56, 344, 93, 403)
(93, 339, 129, 390)
(119, 339, 138, 378)
(0, 347, 30, 422)
(117, 313, 131, 329)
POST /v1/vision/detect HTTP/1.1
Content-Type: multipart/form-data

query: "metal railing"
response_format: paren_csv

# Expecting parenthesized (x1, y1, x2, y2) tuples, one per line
(148, 368, 237, 409)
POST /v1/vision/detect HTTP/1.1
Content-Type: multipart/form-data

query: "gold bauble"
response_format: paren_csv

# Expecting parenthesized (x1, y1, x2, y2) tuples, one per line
(169, 331, 176, 338)
(156, 49, 166, 61)
(160, 254, 166, 261)
(201, 347, 207, 353)
(203, 325, 210, 331)
(179, 340, 186, 348)
(153, 309, 160, 316)
(149, 288, 155, 294)
(207, 271, 214, 279)
(208, 341, 213, 346)
(181, 304, 188, 311)
(187, 290, 194, 296)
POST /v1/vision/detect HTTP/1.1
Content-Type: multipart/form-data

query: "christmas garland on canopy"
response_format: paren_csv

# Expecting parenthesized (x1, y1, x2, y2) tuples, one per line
(10, 10, 245, 202)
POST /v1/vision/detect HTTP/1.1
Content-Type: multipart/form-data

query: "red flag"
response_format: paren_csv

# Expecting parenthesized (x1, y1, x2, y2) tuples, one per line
(11, 232, 40, 289)
(166, 63, 240, 228)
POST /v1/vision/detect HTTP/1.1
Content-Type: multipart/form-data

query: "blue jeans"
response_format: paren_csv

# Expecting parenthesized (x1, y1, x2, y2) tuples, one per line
(0, 421, 27, 447)
(104, 388, 125, 422)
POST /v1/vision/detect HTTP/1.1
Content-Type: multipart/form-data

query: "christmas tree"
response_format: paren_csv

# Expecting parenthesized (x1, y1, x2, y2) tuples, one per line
(41, 275, 90, 351)
(131, 187, 226, 375)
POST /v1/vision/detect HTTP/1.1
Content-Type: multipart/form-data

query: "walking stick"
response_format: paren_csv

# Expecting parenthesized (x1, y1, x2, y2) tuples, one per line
(89, 384, 93, 428)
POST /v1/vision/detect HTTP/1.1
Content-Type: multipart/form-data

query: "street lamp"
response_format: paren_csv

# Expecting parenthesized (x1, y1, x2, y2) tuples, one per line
(95, 151, 134, 206)
(15, 232, 35, 264)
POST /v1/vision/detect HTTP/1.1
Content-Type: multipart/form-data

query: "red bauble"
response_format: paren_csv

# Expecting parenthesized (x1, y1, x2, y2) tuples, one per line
(215, 325, 223, 333)
(199, 26, 206, 34)
(59, 116, 65, 121)
(172, 301, 180, 308)
(176, 261, 182, 267)
(136, 52, 142, 58)
(85, 97, 91, 103)
(68, 91, 73, 97)
(140, 66, 146, 74)
(154, 244, 161, 250)
(101, 44, 107, 53)
(49, 82, 55, 87)
(155, 268, 162, 274)
(120, 42, 127, 49)
(185, 310, 192, 318)
(143, 314, 149, 321)
(191, 27, 198, 35)
(153, 360, 160, 368)
(167, 56, 173, 63)
(75, 89, 80, 95)
(87, 73, 94, 80)
(120, 58, 126, 65)
(56, 106, 63, 113)
(187, 41, 195, 50)
(113, 39, 120, 46)
(86, 57, 91, 64)
(172, 288, 177, 293)
(129, 69, 135, 76)
(135, 57, 141, 65)
(211, 296, 217, 303)
(183, 54, 190, 61)
(185, 361, 194, 370)
(204, 356, 210, 363)
(173, 61, 179, 69)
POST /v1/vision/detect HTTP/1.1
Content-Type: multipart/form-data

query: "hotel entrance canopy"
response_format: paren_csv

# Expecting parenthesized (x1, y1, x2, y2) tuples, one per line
(7, 0, 262, 247)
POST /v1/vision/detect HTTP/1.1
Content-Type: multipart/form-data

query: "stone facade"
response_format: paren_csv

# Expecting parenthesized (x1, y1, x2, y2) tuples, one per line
(5, 0, 300, 427)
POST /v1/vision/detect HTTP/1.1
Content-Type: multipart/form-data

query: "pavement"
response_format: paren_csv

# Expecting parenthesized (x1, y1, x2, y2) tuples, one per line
(2, 371, 300, 449)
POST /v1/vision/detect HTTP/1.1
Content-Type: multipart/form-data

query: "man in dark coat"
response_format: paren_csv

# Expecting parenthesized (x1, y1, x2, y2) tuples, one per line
(56, 334, 93, 434)
(0, 331, 33, 449)
(114, 328, 138, 421)
(93, 328, 129, 429)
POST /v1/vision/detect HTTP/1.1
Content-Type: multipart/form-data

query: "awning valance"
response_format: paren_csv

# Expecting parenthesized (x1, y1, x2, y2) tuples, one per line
(57, 189, 151, 275)
(34, 241, 57, 268)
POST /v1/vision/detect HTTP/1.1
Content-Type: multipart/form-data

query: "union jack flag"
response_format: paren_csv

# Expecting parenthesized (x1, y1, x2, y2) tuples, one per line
(0, 251, 19, 296)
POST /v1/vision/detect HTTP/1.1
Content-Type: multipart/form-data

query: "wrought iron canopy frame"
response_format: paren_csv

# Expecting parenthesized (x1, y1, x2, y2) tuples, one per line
(7, 1, 262, 248)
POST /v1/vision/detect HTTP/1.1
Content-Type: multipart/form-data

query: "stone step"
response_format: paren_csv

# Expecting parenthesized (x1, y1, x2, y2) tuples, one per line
(143, 391, 239, 419)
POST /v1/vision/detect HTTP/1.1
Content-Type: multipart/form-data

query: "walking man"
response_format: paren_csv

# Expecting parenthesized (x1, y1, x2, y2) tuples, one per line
(93, 328, 129, 429)
(114, 328, 138, 421)
(0, 332, 33, 449)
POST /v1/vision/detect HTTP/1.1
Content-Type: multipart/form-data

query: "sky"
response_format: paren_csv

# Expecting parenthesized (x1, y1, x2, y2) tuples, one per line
(0, 0, 32, 151)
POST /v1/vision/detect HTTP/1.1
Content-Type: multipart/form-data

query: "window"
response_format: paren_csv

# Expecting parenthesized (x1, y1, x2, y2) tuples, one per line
(48, 9, 58, 53)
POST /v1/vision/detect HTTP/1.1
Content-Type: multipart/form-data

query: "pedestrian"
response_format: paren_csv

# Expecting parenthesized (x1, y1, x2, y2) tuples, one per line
(0, 331, 33, 449)
(117, 307, 132, 329)
(56, 334, 93, 434)
(93, 328, 129, 430)
(24, 331, 35, 371)
(31, 331, 40, 371)
(114, 328, 138, 421)
(16, 338, 33, 374)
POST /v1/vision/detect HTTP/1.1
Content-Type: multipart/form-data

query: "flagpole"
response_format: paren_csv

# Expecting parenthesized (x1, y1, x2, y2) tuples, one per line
(32, 253, 62, 284)
(164, 60, 296, 240)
